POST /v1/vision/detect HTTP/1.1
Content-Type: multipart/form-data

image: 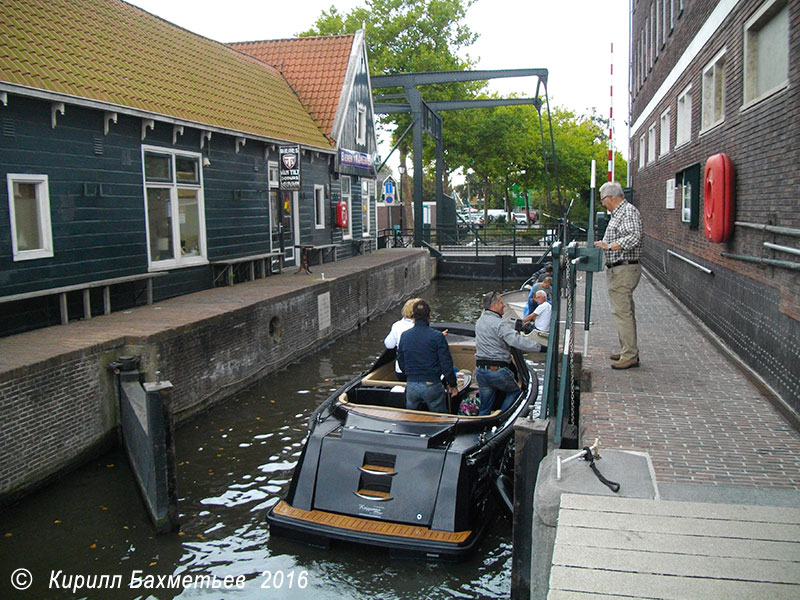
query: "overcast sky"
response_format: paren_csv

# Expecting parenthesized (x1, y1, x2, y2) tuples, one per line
(126, 0, 630, 171)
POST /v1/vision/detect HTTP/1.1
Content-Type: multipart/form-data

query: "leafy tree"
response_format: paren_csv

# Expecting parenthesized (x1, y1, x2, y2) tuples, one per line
(303, 0, 480, 229)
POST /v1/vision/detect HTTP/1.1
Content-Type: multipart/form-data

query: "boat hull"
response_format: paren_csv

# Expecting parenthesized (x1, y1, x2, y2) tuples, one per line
(266, 323, 537, 560)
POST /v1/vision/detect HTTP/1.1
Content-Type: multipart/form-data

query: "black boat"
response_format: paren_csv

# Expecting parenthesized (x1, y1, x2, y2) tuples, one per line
(267, 322, 539, 560)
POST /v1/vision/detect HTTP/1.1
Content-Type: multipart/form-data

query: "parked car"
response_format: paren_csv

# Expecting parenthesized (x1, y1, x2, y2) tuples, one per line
(512, 212, 528, 226)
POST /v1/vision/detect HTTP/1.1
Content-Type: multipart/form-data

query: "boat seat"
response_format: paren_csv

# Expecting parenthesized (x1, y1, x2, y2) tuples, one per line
(360, 361, 405, 388)
(336, 397, 500, 421)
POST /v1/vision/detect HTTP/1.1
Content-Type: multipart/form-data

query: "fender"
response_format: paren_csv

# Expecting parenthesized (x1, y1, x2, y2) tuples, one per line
(704, 153, 735, 243)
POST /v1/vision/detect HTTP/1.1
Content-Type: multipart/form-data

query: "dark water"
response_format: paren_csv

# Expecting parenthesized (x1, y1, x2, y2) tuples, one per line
(1, 279, 522, 600)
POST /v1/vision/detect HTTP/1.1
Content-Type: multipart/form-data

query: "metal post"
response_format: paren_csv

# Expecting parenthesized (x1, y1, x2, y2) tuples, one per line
(541, 242, 562, 420)
(584, 161, 597, 355)
(408, 87, 424, 247)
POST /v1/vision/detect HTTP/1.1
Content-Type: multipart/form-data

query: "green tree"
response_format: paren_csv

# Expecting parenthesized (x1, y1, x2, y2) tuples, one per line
(303, 0, 480, 229)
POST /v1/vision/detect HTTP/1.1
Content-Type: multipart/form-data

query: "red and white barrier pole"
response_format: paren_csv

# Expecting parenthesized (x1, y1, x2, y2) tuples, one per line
(608, 43, 615, 182)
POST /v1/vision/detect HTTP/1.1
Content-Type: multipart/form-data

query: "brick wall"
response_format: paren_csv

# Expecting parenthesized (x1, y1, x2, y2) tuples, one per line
(0, 252, 432, 505)
(630, 0, 799, 409)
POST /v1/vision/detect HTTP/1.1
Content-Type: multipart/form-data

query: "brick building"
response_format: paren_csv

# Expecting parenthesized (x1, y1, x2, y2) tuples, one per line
(628, 0, 799, 409)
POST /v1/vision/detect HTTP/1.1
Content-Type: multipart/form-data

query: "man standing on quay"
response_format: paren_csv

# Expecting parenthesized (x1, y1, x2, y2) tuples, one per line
(594, 181, 643, 370)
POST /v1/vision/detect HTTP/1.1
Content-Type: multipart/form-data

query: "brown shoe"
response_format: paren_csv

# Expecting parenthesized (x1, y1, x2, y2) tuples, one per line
(609, 352, 621, 361)
(611, 357, 640, 370)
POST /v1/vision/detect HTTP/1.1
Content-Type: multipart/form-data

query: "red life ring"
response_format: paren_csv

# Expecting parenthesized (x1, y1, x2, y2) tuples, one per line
(336, 199, 349, 228)
(703, 153, 735, 243)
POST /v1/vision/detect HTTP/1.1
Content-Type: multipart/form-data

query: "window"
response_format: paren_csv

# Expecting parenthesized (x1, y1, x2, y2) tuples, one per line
(7, 174, 53, 261)
(655, 1, 660, 58)
(268, 161, 280, 236)
(341, 176, 353, 239)
(143, 147, 206, 268)
(660, 108, 671, 156)
(744, 0, 789, 106)
(361, 179, 373, 236)
(638, 134, 646, 169)
(314, 185, 325, 229)
(676, 163, 700, 227)
(648, 123, 657, 164)
(662, 0, 669, 44)
(670, 0, 675, 30)
(356, 104, 367, 145)
(676, 85, 692, 147)
(701, 50, 726, 131)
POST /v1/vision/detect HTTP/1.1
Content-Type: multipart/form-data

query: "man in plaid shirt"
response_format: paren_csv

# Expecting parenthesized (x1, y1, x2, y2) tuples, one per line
(594, 181, 643, 370)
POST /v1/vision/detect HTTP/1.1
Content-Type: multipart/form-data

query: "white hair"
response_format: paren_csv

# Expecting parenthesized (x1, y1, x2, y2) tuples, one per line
(535, 290, 547, 299)
(599, 181, 624, 198)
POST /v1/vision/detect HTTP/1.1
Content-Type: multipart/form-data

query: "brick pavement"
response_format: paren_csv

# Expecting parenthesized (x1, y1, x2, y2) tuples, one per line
(576, 269, 800, 490)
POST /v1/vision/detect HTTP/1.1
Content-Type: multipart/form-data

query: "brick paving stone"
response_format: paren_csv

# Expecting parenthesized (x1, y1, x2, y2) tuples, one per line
(575, 270, 800, 490)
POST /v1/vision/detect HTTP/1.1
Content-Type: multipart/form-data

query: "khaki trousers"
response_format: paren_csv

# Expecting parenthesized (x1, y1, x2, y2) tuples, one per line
(606, 264, 642, 361)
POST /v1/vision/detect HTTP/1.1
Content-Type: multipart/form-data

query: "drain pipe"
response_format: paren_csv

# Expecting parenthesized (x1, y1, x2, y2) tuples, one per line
(735, 221, 800, 238)
(721, 252, 800, 271)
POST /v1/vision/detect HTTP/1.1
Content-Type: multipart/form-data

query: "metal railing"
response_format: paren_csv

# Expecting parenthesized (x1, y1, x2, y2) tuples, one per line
(378, 220, 593, 257)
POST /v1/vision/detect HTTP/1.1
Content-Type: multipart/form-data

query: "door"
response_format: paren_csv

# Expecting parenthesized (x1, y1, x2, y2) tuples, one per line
(271, 190, 297, 265)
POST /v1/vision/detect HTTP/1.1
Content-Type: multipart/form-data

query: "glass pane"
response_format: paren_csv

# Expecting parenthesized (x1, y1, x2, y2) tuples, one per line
(145, 153, 171, 181)
(362, 181, 369, 234)
(176, 156, 199, 183)
(13, 182, 42, 251)
(178, 189, 200, 256)
(147, 188, 173, 261)
(270, 191, 280, 233)
(341, 176, 351, 196)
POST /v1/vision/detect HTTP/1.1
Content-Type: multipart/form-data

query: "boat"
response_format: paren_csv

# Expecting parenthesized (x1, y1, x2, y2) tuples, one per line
(266, 322, 539, 560)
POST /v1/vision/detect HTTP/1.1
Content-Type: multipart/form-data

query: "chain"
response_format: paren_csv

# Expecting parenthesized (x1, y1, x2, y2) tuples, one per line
(564, 248, 577, 426)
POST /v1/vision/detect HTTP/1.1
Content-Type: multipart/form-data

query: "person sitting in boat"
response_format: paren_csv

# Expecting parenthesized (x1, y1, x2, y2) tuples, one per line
(475, 291, 542, 415)
(532, 276, 553, 302)
(383, 297, 421, 381)
(523, 290, 552, 334)
(397, 300, 458, 413)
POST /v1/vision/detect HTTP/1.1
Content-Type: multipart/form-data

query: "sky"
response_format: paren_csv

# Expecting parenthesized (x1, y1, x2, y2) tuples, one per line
(126, 0, 631, 171)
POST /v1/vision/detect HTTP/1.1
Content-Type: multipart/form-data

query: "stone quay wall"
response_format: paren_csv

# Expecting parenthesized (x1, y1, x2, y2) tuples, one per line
(0, 250, 433, 506)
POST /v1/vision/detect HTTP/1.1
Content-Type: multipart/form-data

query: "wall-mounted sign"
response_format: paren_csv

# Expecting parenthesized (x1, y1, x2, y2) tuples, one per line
(383, 177, 396, 204)
(339, 148, 373, 169)
(279, 145, 300, 190)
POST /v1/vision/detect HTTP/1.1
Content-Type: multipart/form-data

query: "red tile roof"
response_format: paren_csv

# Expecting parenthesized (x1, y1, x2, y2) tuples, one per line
(229, 35, 356, 140)
(0, 0, 332, 149)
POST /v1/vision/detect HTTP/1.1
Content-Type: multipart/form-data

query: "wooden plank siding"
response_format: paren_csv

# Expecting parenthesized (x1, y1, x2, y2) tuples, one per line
(0, 94, 339, 336)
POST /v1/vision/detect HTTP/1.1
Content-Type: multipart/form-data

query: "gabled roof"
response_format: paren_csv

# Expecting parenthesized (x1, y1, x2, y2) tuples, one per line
(229, 35, 356, 140)
(0, 0, 332, 149)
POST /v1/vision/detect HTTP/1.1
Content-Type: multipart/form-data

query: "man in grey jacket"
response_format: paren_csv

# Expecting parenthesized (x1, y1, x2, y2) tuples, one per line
(474, 291, 542, 415)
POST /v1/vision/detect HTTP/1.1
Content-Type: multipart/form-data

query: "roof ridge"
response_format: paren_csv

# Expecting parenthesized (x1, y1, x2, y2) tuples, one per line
(229, 33, 356, 46)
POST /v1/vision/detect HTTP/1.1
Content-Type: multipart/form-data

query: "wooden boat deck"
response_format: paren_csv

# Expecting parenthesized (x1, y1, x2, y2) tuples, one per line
(547, 493, 800, 599)
(272, 501, 472, 544)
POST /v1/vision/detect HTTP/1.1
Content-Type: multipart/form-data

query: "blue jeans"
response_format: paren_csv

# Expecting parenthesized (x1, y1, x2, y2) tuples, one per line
(406, 380, 447, 413)
(476, 366, 520, 415)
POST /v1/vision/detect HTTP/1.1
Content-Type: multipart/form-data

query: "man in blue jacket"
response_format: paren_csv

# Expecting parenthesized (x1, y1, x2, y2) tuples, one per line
(398, 300, 458, 413)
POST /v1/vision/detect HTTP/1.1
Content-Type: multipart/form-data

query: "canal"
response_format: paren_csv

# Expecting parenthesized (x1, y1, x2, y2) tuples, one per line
(1, 279, 531, 599)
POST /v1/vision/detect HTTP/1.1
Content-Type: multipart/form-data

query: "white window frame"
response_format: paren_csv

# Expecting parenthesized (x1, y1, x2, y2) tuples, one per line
(341, 176, 353, 240)
(676, 85, 692, 148)
(7, 173, 54, 261)
(356, 103, 367, 146)
(655, 1, 660, 59)
(743, 0, 789, 108)
(701, 48, 726, 132)
(314, 184, 325, 229)
(638, 134, 646, 170)
(142, 145, 207, 271)
(647, 123, 657, 164)
(659, 108, 671, 156)
(361, 179, 373, 237)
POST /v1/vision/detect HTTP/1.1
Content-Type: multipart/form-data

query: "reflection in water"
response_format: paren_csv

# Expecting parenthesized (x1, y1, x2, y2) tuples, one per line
(0, 279, 532, 599)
